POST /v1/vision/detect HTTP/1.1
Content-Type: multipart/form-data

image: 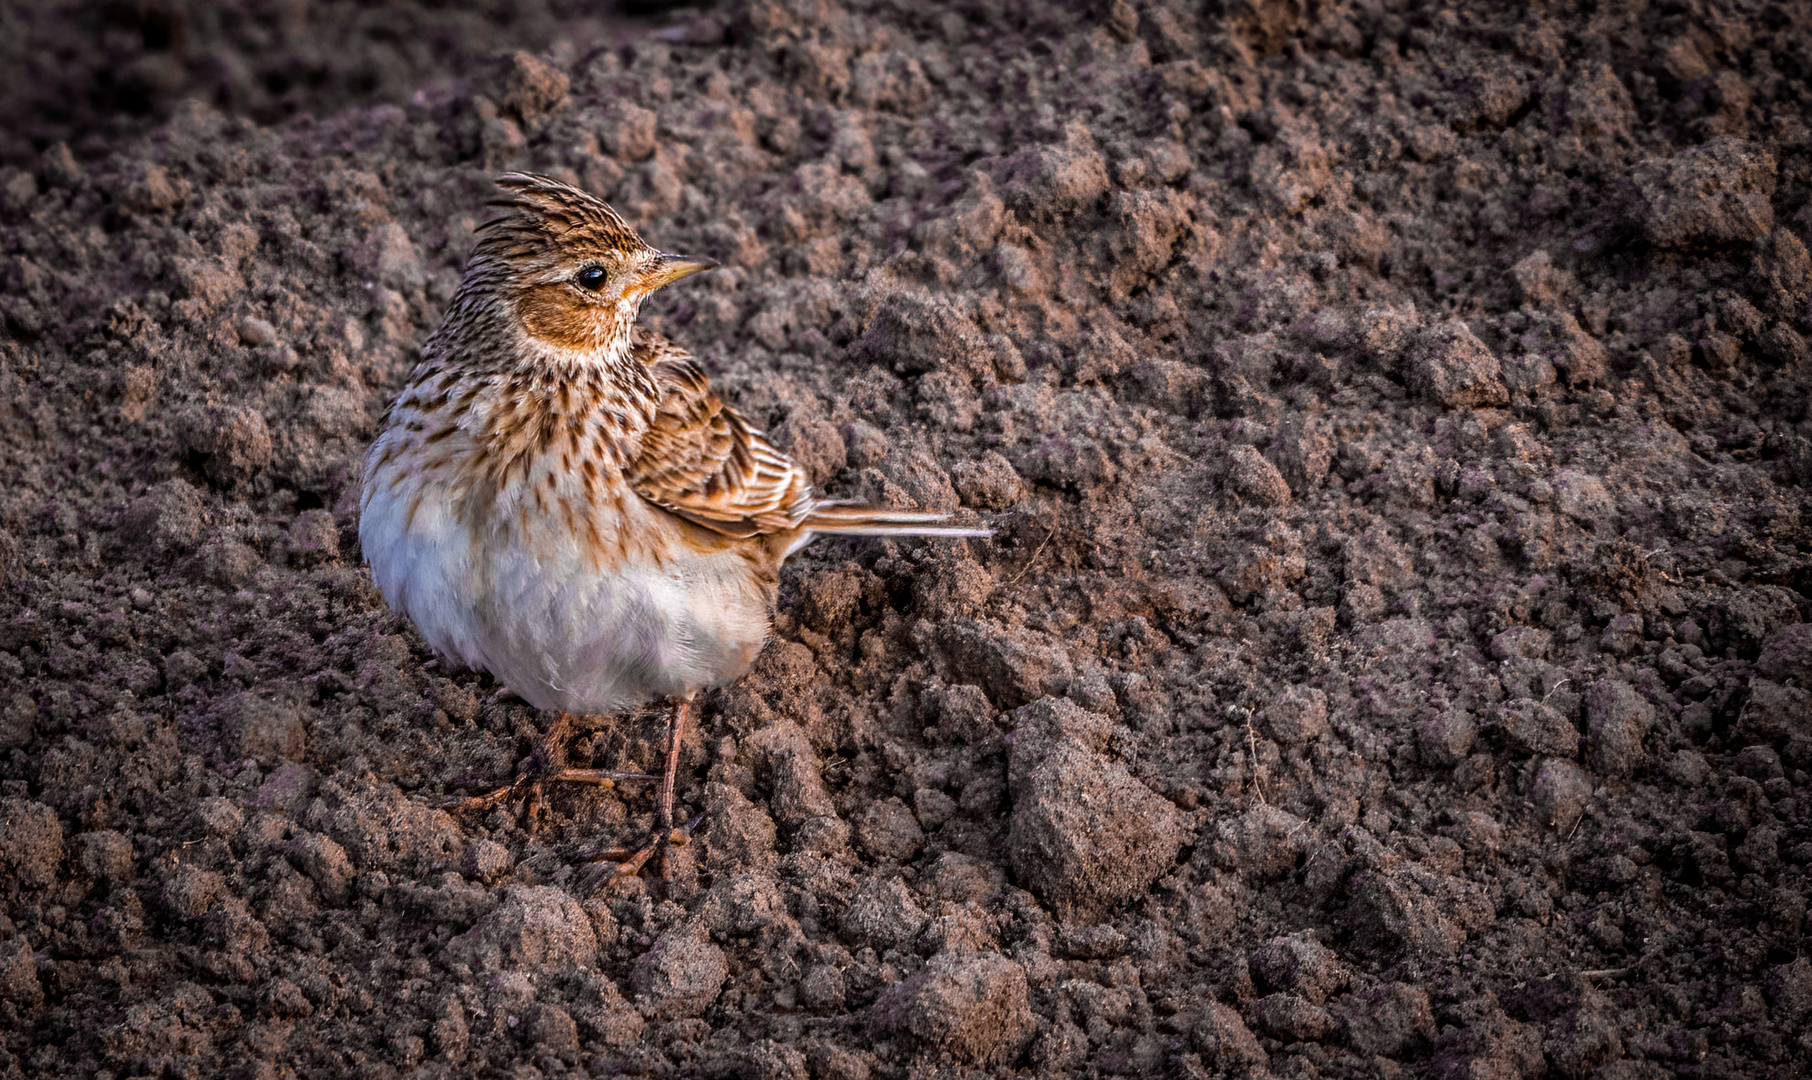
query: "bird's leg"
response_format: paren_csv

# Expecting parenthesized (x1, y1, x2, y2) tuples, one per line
(519, 709, 571, 831)
(617, 694, 692, 880)
(444, 710, 656, 834)
(657, 695, 689, 841)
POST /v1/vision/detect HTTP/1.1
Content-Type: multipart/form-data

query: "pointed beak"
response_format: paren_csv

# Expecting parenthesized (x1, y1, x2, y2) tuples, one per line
(634, 253, 720, 294)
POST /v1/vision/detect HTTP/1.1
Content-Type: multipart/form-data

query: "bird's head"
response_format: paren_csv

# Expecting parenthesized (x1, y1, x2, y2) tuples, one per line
(468, 172, 716, 359)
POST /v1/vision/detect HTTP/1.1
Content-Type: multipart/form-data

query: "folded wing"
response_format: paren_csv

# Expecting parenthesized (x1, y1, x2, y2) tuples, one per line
(626, 333, 811, 539)
(625, 331, 991, 543)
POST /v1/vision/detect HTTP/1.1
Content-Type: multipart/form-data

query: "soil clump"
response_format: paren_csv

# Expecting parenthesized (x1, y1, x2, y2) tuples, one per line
(1, 1, 1810, 1076)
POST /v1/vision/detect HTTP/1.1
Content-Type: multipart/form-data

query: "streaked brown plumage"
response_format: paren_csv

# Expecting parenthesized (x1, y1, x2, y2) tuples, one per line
(359, 173, 988, 876)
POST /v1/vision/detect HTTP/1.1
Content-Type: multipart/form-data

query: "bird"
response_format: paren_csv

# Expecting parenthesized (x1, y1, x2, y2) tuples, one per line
(359, 172, 989, 878)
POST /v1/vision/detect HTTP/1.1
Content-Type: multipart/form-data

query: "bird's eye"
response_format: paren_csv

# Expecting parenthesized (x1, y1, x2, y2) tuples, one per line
(576, 265, 608, 291)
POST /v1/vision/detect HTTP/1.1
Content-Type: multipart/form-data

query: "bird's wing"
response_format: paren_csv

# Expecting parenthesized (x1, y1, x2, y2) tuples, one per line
(625, 333, 812, 539)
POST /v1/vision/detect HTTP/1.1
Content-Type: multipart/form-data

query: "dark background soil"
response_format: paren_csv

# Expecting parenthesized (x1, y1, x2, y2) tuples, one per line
(2, 1, 1810, 1077)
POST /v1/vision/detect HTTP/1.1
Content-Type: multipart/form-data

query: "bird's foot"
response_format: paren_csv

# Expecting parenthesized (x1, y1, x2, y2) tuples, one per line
(441, 711, 654, 835)
(581, 694, 696, 884)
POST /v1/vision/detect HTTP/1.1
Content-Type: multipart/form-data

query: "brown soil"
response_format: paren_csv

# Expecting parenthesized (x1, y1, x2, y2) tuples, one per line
(2, 1, 1811, 1077)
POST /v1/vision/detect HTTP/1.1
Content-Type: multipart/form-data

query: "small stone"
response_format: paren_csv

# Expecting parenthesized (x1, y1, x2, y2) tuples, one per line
(237, 316, 277, 346)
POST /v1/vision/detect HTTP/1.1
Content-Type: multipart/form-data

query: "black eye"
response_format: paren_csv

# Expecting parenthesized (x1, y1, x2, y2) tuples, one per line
(576, 265, 607, 291)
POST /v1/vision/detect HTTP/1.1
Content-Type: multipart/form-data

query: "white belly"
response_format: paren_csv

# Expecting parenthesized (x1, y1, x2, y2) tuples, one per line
(359, 471, 774, 715)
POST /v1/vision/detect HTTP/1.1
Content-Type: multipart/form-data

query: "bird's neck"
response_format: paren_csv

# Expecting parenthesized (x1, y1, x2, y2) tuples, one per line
(394, 322, 657, 476)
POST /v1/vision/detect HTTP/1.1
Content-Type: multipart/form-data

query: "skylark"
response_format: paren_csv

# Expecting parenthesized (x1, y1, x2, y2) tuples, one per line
(360, 173, 987, 876)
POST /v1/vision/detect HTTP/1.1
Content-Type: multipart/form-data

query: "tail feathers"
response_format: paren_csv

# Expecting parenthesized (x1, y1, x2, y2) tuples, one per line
(802, 504, 993, 539)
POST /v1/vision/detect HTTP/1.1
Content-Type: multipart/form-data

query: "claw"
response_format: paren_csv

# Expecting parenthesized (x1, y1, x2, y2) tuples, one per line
(447, 698, 696, 886)
(594, 816, 704, 879)
(439, 711, 622, 832)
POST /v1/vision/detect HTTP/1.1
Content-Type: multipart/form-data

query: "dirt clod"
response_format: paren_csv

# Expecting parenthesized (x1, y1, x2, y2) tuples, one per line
(2, 0, 1810, 1076)
(869, 950, 1035, 1067)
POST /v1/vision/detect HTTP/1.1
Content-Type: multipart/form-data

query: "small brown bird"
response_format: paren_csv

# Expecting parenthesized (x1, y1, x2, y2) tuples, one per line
(360, 173, 986, 875)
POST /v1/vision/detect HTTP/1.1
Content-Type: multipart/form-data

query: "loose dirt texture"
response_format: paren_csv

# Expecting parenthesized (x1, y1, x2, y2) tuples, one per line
(2, 1, 1811, 1077)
